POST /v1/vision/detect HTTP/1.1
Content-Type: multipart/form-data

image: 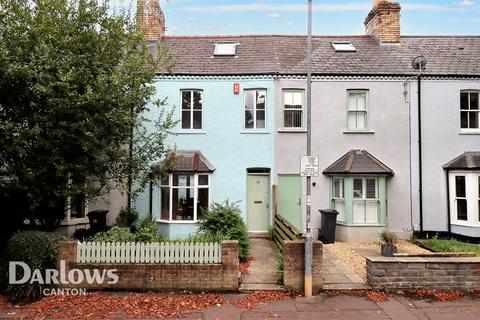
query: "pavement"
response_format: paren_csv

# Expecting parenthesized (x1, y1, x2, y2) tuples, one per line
(174, 294, 480, 320)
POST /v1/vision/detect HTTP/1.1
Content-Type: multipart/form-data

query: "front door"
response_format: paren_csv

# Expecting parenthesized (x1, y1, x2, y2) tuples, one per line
(278, 175, 302, 230)
(246, 174, 269, 232)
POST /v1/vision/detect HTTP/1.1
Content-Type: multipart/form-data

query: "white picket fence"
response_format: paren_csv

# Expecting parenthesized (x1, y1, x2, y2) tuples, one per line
(76, 241, 222, 264)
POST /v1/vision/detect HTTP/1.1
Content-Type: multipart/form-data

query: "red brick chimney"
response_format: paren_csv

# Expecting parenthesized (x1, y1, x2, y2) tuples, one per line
(364, 0, 401, 44)
(137, 0, 165, 41)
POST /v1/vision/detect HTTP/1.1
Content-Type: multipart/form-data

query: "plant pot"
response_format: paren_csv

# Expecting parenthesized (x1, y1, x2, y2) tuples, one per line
(381, 244, 397, 257)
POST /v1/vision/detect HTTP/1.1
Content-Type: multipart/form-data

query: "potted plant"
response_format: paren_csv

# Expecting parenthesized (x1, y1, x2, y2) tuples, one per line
(377, 229, 398, 257)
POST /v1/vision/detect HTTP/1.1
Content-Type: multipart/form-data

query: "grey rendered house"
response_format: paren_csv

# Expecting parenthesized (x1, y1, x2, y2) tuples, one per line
(409, 65, 480, 237)
(274, 1, 480, 242)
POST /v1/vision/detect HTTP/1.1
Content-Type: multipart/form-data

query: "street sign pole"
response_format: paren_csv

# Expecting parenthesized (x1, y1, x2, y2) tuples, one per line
(304, 0, 313, 298)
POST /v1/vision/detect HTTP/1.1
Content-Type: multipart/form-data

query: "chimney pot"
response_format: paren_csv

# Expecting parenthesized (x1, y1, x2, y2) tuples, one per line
(137, 0, 165, 41)
(364, 0, 401, 44)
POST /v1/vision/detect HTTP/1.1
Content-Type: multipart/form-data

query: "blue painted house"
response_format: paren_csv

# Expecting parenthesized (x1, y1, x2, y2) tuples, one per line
(133, 38, 278, 237)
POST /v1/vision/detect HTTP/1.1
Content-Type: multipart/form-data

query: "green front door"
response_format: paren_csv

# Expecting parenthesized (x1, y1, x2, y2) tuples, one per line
(246, 174, 270, 232)
(278, 175, 302, 230)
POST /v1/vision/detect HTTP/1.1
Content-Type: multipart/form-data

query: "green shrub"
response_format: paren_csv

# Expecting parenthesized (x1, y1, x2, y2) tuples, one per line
(116, 207, 139, 232)
(88, 226, 136, 243)
(178, 232, 227, 244)
(267, 226, 275, 240)
(134, 218, 159, 243)
(5, 231, 65, 302)
(198, 201, 250, 260)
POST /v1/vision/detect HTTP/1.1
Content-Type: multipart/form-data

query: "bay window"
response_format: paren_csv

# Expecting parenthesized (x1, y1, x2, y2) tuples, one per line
(332, 178, 345, 222)
(449, 171, 480, 226)
(329, 176, 387, 226)
(159, 173, 210, 222)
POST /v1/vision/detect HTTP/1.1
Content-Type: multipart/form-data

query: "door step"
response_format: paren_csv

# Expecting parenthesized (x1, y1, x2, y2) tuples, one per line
(248, 232, 269, 239)
(239, 283, 286, 292)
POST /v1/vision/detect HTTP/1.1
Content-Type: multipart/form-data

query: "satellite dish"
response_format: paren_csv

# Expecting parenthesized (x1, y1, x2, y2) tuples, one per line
(412, 56, 427, 71)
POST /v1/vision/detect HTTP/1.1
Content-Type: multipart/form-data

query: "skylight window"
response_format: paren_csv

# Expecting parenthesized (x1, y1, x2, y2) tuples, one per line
(332, 42, 357, 52)
(214, 42, 237, 56)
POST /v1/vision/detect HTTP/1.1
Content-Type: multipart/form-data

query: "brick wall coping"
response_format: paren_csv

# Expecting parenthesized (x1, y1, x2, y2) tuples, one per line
(394, 252, 476, 258)
(367, 256, 480, 263)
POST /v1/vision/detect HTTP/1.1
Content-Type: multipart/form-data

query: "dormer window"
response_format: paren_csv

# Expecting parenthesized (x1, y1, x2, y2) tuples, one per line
(214, 42, 237, 56)
(332, 42, 356, 52)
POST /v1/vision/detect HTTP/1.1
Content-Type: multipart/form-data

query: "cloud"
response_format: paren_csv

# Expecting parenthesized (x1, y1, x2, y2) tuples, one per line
(176, 1, 480, 13)
(450, 17, 480, 23)
(453, 0, 475, 8)
(268, 12, 281, 19)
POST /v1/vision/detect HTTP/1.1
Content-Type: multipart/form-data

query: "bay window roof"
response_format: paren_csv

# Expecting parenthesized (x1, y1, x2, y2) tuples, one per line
(443, 152, 480, 170)
(323, 149, 394, 176)
(169, 150, 215, 173)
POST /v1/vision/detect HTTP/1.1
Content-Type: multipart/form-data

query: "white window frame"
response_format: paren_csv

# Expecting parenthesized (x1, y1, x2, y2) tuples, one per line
(244, 89, 267, 130)
(282, 89, 305, 130)
(158, 173, 210, 224)
(352, 177, 379, 224)
(449, 171, 480, 227)
(61, 175, 88, 225)
(180, 89, 203, 131)
(346, 90, 369, 132)
(460, 91, 480, 132)
(214, 43, 237, 56)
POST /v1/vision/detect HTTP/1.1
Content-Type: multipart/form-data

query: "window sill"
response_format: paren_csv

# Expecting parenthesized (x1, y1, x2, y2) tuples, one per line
(343, 130, 375, 134)
(177, 130, 206, 135)
(278, 129, 307, 133)
(240, 130, 269, 134)
(60, 217, 89, 226)
(156, 220, 198, 224)
(336, 222, 386, 227)
(459, 130, 480, 135)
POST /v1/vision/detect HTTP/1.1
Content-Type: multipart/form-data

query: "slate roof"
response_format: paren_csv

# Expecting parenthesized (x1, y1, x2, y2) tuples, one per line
(443, 152, 480, 170)
(157, 35, 480, 76)
(169, 150, 215, 173)
(323, 150, 394, 176)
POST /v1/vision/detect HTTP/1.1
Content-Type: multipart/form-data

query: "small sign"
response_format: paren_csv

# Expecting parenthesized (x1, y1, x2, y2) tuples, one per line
(300, 155, 319, 177)
(233, 82, 240, 94)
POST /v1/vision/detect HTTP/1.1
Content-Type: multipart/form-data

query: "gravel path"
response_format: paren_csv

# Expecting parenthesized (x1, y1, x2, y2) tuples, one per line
(324, 240, 429, 281)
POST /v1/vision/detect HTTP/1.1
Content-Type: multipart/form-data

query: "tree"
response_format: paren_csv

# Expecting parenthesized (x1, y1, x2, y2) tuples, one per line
(0, 0, 174, 234)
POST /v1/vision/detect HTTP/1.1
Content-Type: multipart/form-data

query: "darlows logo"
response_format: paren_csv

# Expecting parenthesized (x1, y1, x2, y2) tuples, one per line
(9, 261, 119, 285)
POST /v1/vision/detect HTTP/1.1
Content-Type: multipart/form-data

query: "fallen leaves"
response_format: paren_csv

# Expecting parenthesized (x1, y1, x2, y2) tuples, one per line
(24, 292, 223, 319)
(240, 256, 254, 275)
(326, 290, 391, 302)
(230, 291, 301, 309)
(404, 289, 464, 301)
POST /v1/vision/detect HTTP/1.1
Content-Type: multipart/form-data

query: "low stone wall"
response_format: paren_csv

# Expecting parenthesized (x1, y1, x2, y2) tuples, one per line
(57, 240, 240, 291)
(367, 254, 480, 291)
(283, 240, 323, 291)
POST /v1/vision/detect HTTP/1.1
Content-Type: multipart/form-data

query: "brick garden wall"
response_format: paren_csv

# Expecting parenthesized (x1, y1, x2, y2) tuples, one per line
(367, 255, 480, 291)
(57, 240, 240, 291)
(283, 240, 323, 291)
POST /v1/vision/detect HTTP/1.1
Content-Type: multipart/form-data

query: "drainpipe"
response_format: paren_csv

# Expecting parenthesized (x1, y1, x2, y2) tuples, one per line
(417, 75, 424, 233)
(445, 172, 451, 234)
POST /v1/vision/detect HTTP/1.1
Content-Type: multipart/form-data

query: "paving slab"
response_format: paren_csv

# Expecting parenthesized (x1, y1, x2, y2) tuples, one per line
(376, 298, 421, 320)
(322, 247, 371, 290)
(323, 295, 380, 310)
